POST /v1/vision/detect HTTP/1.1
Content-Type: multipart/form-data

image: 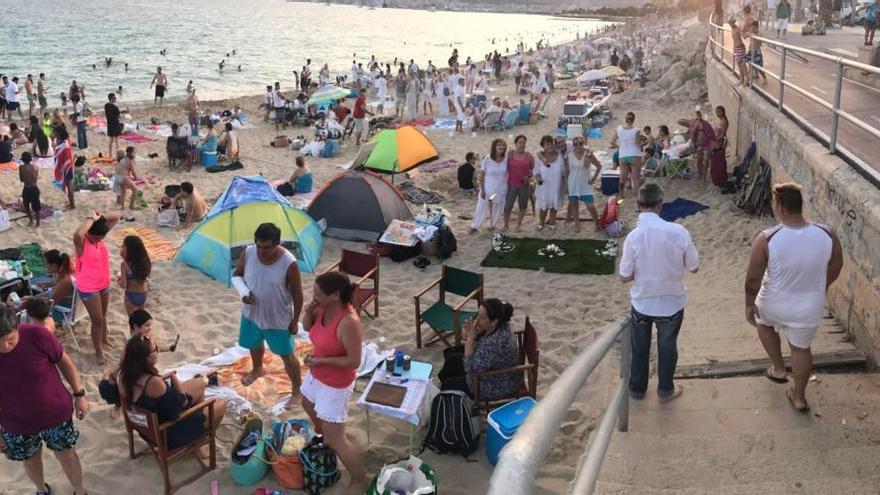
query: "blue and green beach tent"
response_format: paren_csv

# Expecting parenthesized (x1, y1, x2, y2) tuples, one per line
(175, 175, 323, 284)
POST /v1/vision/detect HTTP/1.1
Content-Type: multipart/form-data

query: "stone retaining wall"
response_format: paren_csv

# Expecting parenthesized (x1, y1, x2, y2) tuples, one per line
(707, 57, 880, 365)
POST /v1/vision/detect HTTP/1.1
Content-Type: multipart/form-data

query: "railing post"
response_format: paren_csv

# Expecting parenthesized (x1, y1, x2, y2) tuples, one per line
(829, 62, 844, 154)
(618, 319, 631, 432)
(778, 47, 786, 110)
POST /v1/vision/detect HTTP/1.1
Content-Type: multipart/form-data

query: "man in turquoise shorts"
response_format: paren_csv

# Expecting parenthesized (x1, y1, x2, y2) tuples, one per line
(233, 223, 304, 408)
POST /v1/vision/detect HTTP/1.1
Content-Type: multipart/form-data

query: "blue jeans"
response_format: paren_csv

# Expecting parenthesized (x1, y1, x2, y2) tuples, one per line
(629, 307, 684, 399)
(76, 120, 87, 149)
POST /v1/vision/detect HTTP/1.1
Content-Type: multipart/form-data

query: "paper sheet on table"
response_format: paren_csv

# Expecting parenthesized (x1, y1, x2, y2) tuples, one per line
(357, 369, 431, 426)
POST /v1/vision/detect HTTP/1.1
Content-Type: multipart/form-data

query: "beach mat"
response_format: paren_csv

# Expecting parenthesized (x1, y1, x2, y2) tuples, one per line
(216, 340, 314, 410)
(419, 158, 458, 174)
(10, 200, 55, 219)
(398, 182, 445, 205)
(121, 131, 156, 143)
(660, 198, 709, 222)
(112, 226, 178, 261)
(481, 237, 615, 275)
(0, 161, 17, 172)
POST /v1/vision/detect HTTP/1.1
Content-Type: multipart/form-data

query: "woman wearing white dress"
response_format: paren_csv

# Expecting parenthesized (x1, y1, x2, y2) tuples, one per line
(533, 135, 564, 231)
(435, 76, 449, 117)
(375, 72, 387, 115)
(319, 64, 331, 86)
(610, 111, 644, 199)
(469, 139, 509, 233)
(564, 136, 602, 232)
(404, 75, 418, 121)
(421, 75, 434, 116)
(351, 61, 359, 88)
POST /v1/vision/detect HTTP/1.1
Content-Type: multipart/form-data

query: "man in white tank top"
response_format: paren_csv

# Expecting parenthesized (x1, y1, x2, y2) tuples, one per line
(232, 223, 305, 408)
(745, 183, 843, 412)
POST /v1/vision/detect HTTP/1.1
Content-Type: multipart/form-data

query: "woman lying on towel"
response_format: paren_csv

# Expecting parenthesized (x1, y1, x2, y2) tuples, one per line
(438, 298, 522, 401)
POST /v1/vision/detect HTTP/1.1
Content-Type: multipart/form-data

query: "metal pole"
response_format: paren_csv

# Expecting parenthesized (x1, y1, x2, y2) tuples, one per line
(779, 47, 787, 110)
(569, 382, 628, 495)
(829, 62, 844, 154)
(618, 321, 631, 432)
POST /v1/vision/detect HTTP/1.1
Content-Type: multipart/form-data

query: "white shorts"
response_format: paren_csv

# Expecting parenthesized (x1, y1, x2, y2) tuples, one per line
(755, 314, 817, 349)
(777, 19, 789, 30)
(353, 118, 364, 132)
(300, 371, 353, 424)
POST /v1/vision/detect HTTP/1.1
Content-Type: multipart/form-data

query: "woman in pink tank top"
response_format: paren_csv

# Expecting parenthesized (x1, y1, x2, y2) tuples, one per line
(73, 211, 119, 365)
(301, 271, 367, 489)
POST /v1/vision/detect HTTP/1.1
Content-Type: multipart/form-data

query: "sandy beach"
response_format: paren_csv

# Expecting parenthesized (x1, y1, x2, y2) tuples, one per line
(0, 15, 758, 495)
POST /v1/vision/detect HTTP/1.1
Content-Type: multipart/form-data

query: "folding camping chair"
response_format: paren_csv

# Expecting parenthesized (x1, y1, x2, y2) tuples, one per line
(414, 265, 483, 348)
(322, 249, 379, 318)
(477, 111, 502, 133)
(472, 316, 540, 414)
(54, 284, 87, 351)
(664, 157, 690, 180)
(501, 109, 519, 130)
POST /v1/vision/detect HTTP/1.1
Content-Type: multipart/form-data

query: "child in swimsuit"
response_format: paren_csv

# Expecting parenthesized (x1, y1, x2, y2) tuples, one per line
(117, 235, 151, 315)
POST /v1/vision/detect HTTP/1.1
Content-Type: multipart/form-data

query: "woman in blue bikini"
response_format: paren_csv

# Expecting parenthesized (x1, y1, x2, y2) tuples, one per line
(117, 235, 151, 315)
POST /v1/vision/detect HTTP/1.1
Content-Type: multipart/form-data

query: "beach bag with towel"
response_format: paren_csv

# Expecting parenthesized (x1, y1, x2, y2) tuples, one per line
(230, 417, 270, 486)
(268, 419, 313, 490)
(598, 196, 622, 237)
(366, 456, 438, 495)
(299, 436, 340, 494)
(420, 390, 481, 457)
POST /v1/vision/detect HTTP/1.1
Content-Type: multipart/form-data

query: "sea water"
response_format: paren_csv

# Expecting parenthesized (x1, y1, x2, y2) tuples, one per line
(0, 0, 609, 106)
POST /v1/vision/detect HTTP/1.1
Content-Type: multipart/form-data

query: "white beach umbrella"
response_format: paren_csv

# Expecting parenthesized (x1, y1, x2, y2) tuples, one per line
(577, 69, 608, 83)
(593, 37, 616, 45)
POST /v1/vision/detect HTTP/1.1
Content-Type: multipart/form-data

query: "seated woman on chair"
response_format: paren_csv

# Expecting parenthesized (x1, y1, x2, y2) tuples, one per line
(195, 121, 218, 159)
(438, 298, 522, 401)
(42, 249, 75, 321)
(118, 334, 226, 450)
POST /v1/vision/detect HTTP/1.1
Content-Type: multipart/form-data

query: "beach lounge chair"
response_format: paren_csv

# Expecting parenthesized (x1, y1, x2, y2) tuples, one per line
(322, 249, 379, 318)
(501, 109, 519, 130)
(516, 102, 532, 125)
(122, 396, 219, 495)
(477, 111, 502, 133)
(414, 265, 483, 348)
(54, 284, 87, 351)
(665, 157, 689, 180)
(530, 96, 552, 123)
(472, 316, 539, 413)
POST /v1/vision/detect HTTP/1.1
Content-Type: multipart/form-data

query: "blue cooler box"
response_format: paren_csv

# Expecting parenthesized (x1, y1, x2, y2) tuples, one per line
(601, 170, 620, 196)
(201, 151, 218, 166)
(486, 397, 537, 466)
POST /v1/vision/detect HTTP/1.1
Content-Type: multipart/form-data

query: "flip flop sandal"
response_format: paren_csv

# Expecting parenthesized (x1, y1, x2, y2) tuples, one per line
(766, 367, 789, 384)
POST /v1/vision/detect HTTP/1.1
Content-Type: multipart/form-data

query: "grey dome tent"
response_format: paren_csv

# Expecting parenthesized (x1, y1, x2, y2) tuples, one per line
(307, 170, 413, 241)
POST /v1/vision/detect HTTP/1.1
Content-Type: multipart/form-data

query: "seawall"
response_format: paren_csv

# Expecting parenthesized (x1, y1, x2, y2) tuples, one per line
(706, 56, 880, 365)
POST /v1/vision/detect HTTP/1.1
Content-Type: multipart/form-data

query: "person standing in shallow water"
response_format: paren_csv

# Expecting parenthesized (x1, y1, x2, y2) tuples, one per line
(150, 67, 168, 106)
(745, 183, 843, 413)
(233, 223, 304, 408)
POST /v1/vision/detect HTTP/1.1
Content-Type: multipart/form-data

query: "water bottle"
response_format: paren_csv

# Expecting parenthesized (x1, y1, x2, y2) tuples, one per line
(53, 209, 64, 226)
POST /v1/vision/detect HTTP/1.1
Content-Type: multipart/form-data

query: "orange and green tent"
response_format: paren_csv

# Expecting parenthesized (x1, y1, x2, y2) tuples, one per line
(361, 126, 439, 174)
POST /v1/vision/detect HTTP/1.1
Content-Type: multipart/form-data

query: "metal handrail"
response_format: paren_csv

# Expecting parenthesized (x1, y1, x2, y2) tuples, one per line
(707, 21, 880, 184)
(487, 317, 632, 495)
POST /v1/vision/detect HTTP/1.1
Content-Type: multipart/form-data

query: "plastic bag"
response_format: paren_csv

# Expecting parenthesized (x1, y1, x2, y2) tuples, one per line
(366, 456, 438, 495)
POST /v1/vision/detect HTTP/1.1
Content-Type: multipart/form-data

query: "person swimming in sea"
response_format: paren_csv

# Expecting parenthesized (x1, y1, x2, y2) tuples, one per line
(124, 62, 129, 72)
(237, 65, 242, 72)
(219, 60, 226, 71)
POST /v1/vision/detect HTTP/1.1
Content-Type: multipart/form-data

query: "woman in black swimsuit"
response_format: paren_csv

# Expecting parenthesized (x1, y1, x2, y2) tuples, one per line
(118, 335, 226, 449)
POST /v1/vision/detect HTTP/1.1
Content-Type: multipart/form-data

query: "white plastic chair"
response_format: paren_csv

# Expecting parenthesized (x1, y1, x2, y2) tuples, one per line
(54, 284, 87, 351)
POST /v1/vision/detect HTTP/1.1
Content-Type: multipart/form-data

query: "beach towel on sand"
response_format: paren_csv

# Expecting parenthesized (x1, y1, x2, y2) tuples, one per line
(121, 131, 156, 143)
(659, 198, 709, 222)
(112, 226, 178, 261)
(398, 182, 446, 205)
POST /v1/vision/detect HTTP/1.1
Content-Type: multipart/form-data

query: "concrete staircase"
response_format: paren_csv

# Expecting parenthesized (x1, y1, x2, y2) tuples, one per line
(595, 373, 880, 494)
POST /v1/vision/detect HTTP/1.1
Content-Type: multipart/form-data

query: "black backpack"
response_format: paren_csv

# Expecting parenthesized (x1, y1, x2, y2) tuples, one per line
(421, 390, 481, 457)
(437, 226, 457, 259)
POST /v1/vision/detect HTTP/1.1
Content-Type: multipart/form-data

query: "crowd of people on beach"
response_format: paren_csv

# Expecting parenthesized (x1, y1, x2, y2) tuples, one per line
(0, 10, 851, 495)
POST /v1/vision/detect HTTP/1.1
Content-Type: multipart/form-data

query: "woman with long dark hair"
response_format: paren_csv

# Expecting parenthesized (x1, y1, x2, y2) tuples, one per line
(438, 298, 522, 400)
(301, 271, 367, 490)
(117, 235, 151, 315)
(469, 138, 509, 233)
(118, 335, 225, 450)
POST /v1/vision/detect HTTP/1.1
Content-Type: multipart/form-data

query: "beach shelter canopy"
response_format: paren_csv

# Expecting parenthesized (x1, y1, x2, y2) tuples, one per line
(176, 176, 323, 284)
(577, 69, 608, 83)
(307, 170, 412, 241)
(361, 126, 438, 174)
(307, 85, 351, 106)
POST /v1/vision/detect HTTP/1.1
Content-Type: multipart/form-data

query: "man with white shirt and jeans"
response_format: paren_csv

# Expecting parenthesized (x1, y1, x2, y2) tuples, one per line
(619, 183, 699, 402)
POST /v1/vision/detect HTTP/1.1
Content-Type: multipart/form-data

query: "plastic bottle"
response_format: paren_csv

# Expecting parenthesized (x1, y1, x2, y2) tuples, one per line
(53, 209, 64, 226)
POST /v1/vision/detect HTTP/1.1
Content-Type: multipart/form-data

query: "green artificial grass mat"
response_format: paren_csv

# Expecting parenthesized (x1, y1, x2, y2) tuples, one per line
(480, 237, 615, 275)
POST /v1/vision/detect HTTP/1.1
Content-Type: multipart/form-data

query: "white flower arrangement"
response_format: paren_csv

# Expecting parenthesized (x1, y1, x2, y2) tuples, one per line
(538, 243, 566, 258)
(596, 239, 617, 258)
(492, 233, 515, 253)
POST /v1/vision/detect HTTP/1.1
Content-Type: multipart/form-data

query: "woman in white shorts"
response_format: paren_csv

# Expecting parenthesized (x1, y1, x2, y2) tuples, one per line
(301, 271, 367, 488)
